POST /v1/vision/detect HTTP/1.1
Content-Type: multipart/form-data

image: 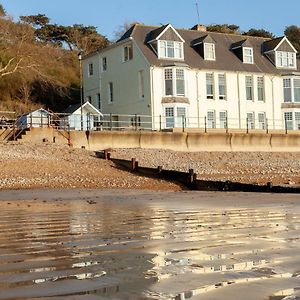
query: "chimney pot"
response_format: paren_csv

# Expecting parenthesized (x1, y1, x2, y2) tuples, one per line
(191, 24, 207, 32)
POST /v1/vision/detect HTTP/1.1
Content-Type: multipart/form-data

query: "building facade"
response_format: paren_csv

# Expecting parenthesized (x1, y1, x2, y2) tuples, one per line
(82, 24, 300, 130)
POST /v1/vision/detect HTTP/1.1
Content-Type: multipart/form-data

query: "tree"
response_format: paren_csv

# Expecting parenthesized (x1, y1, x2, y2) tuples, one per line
(20, 14, 109, 54)
(206, 24, 240, 34)
(20, 14, 49, 28)
(0, 18, 37, 78)
(113, 21, 141, 41)
(0, 4, 6, 17)
(285, 25, 300, 53)
(243, 28, 274, 39)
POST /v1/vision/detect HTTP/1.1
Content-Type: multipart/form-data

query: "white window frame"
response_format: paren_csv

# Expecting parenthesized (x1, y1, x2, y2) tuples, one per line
(219, 110, 228, 129)
(276, 51, 296, 69)
(158, 40, 184, 60)
(164, 68, 186, 97)
(243, 47, 254, 64)
(245, 75, 254, 101)
(164, 104, 188, 128)
(206, 73, 214, 100)
(284, 111, 293, 130)
(257, 76, 265, 102)
(123, 44, 133, 62)
(247, 112, 255, 130)
(218, 74, 226, 100)
(204, 43, 216, 61)
(295, 112, 300, 130)
(258, 112, 266, 130)
(207, 110, 216, 129)
(283, 77, 300, 103)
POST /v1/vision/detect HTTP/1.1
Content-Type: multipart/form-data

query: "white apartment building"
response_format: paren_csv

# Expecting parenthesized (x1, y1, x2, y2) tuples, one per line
(82, 23, 300, 130)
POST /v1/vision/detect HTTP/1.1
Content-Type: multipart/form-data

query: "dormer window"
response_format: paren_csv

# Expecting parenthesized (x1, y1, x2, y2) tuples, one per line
(243, 47, 254, 64)
(158, 40, 183, 60)
(276, 51, 296, 68)
(204, 43, 215, 61)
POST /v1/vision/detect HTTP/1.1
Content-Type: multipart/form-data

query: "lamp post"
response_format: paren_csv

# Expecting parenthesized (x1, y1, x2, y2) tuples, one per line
(78, 52, 83, 131)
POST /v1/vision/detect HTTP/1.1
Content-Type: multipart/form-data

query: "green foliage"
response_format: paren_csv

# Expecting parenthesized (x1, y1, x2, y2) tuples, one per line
(0, 4, 5, 17)
(285, 25, 300, 53)
(207, 24, 240, 34)
(20, 14, 49, 28)
(243, 28, 274, 39)
(20, 14, 109, 54)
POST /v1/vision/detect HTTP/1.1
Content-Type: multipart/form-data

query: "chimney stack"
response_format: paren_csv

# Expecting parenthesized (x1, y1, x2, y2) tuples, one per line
(191, 24, 207, 32)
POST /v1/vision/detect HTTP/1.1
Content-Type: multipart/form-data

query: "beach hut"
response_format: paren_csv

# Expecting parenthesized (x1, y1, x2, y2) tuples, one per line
(17, 108, 52, 128)
(60, 102, 103, 131)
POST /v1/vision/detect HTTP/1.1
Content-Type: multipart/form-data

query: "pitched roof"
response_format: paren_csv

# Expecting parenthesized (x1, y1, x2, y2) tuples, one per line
(145, 24, 169, 42)
(64, 102, 103, 116)
(119, 24, 300, 75)
(64, 103, 81, 114)
(263, 36, 284, 52)
(231, 39, 253, 49)
(191, 34, 216, 46)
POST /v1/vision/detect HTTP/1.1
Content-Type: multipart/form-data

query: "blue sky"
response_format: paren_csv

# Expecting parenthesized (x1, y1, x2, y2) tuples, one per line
(1, 0, 299, 40)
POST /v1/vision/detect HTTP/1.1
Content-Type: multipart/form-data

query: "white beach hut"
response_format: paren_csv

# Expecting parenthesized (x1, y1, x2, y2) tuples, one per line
(60, 102, 103, 131)
(17, 108, 52, 128)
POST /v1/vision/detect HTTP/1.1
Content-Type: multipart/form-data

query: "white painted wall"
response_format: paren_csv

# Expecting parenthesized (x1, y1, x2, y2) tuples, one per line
(83, 40, 151, 120)
(83, 39, 289, 131)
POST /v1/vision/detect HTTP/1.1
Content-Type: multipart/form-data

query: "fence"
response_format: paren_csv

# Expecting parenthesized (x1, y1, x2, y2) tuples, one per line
(0, 111, 297, 134)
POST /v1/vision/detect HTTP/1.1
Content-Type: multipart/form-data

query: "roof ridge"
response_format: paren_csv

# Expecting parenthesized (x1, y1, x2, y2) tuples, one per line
(135, 24, 273, 41)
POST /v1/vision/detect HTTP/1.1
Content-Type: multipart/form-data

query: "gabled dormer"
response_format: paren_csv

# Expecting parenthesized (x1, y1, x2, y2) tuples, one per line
(146, 24, 185, 60)
(191, 34, 216, 61)
(263, 36, 297, 69)
(231, 39, 254, 64)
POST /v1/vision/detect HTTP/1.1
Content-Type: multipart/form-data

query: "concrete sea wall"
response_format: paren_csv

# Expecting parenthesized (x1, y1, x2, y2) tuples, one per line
(20, 128, 300, 152)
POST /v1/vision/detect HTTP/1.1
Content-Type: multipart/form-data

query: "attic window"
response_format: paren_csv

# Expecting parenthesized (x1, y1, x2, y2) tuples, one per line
(204, 43, 215, 61)
(276, 51, 296, 68)
(123, 44, 133, 62)
(243, 47, 254, 64)
(158, 40, 183, 60)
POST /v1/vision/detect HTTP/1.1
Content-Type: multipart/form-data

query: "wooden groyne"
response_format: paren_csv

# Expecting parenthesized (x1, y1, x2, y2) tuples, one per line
(96, 150, 300, 194)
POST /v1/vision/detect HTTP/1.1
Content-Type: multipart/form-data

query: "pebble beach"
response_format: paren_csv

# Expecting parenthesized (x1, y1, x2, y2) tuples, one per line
(1, 143, 300, 189)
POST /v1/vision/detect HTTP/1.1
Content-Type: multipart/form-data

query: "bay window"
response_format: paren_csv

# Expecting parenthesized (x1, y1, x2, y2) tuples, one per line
(284, 77, 300, 103)
(164, 68, 185, 96)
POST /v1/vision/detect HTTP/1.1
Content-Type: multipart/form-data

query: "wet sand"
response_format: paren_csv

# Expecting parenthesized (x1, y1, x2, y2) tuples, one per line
(0, 189, 300, 299)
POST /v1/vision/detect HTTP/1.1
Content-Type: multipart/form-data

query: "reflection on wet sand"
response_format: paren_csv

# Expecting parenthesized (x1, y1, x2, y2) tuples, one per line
(0, 190, 299, 299)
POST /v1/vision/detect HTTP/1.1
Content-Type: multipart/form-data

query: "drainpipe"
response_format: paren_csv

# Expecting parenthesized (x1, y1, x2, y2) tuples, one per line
(196, 71, 200, 128)
(271, 76, 275, 130)
(237, 73, 241, 128)
(150, 66, 155, 130)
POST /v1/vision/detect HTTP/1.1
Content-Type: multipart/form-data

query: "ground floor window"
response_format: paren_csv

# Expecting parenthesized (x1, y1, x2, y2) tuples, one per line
(247, 112, 255, 129)
(164, 106, 187, 128)
(207, 110, 216, 128)
(219, 111, 227, 128)
(284, 112, 293, 130)
(258, 112, 266, 130)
